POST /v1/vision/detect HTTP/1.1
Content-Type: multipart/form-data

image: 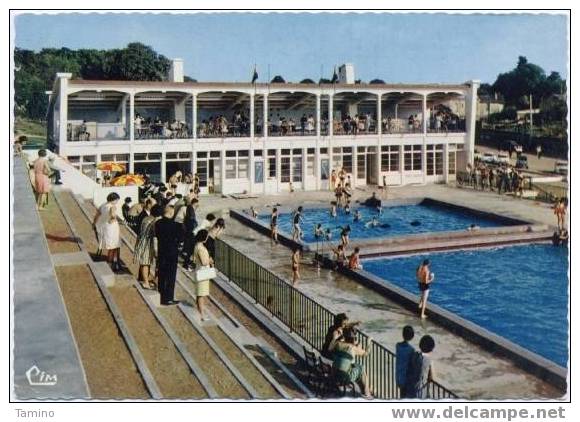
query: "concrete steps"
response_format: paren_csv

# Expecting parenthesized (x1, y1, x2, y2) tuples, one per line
(53, 190, 207, 398)
(73, 194, 306, 399)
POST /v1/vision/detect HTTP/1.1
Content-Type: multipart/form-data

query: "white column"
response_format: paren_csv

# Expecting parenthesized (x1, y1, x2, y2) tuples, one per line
(399, 144, 405, 185)
(443, 143, 450, 184)
(315, 146, 321, 191)
(192, 93, 198, 140)
(220, 152, 226, 194)
(465, 81, 480, 165)
(328, 95, 334, 137)
(120, 95, 127, 126)
(422, 94, 427, 184)
(351, 146, 358, 187)
(275, 149, 281, 192)
(57, 73, 71, 152)
(250, 93, 255, 139)
(316, 94, 321, 137)
(249, 149, 255, 194)
(302, 148, 308, 190)
(263, 94, 269, 139)
(422, 94, 428, 135)
(377, 93, 382, 135)
(129, 93, 135, 141)
(161, 152, 167, 183)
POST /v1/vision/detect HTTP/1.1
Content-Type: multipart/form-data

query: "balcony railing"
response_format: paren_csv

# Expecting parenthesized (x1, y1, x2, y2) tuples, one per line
(67, 122, 128, 142)
(135, 123, 191, 140)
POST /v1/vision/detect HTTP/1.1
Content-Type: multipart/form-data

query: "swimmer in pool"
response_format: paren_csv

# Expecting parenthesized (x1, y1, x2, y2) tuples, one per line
(467, 224, 480, 231)
(325, 228, 333, 242)
(314, 224, 324, 239)
(345, 203, 351, 214)
(330, 203, 337, 218)
(410, 220, 421, 226)
(353, 209, 362, 222)
(365, 217, 380, 228)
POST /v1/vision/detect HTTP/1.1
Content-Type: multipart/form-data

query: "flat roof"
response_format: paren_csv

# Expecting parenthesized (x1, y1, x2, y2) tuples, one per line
(67, 79, 471, 91)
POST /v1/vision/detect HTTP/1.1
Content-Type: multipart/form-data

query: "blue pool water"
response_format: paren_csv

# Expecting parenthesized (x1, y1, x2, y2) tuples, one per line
(363, 244, 569, 366)
(258, 203, 515, 243)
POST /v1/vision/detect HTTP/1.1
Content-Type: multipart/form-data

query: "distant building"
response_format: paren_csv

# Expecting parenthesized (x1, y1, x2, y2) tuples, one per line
(45, 61, 480, 194)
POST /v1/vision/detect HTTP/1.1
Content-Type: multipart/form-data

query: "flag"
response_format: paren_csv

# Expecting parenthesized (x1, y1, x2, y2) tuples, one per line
(331, 66, 338, 83)
(251, 65, 258, 84)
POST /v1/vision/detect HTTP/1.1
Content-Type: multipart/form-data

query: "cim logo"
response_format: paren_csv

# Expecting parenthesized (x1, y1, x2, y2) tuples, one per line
(26, 365, 58, 386)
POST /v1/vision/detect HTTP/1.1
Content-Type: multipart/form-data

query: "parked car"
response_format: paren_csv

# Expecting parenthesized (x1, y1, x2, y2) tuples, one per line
(481, 152, 497, 164)
(554, 161, 568, 175)
(515, 155, 528, 169)
(497, 153, 510, 164)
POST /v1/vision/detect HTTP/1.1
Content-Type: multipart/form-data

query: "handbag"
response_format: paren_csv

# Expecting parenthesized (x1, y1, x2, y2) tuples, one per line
(193, 265, 216, 282)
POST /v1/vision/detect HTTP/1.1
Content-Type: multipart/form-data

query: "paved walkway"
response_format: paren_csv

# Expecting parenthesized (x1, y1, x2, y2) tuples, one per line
(12, 159, 89, 399)
(194, 184, 564, 399)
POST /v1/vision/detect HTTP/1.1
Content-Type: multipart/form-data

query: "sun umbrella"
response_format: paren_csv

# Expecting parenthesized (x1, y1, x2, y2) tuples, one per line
(110, 174, 145, 187)
(97, 162, 126, 172)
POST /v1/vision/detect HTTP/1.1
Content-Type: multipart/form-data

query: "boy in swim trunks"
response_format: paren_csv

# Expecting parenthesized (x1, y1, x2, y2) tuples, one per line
(416, 259, 434, 319)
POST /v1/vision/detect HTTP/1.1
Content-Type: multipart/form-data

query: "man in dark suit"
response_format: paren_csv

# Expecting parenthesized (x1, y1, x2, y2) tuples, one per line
(181, 198, 199, 271)
(155, 205, 183, 305)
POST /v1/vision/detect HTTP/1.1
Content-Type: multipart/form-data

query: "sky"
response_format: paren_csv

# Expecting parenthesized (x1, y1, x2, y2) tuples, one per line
(13, 12, 568, 84)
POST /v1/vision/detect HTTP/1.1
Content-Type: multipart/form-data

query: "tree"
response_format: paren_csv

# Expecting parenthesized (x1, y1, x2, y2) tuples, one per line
(318, 78, 332, 84)
(493, 56, 548, 108)
(370, 79, 385, 84)
(271, 75, 286, 83)
(300, 78, 315, 84)
(14, 44, 175, 119)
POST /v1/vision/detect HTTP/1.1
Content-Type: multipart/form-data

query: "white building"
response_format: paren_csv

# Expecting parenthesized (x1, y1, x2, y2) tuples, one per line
(45, 61, 479, 195)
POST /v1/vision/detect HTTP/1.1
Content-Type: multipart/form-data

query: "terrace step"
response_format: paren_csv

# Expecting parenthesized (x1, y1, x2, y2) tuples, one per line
(76, 196, 302, 399)
(53, 190, 208, 398)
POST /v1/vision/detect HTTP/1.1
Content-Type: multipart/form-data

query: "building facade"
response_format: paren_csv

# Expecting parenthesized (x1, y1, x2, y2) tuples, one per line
(46, 62, 479, 195)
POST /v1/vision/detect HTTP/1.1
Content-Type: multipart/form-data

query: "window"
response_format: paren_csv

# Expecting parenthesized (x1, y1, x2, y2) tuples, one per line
(226, 159, 237, 179)
(307, 155, 315, 176)
(448, 150, 456, 175)
(381, 146, 399, 172)
(254, 149, 263, 157)
(404, 145, 422, 171)
(292, 156, 302, 182)
(197, 152, 208, 159)
(435, 145, 444, 175)
(238, 157, 249, 179)
(268, 157, 276, 178)
(357, 153, 365, 179)
(281, 157, 291, 183)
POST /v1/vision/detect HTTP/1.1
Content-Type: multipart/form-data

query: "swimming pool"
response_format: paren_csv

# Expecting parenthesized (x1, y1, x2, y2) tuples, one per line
(258, 202, 519, 243)
(363, 244, 569, 366)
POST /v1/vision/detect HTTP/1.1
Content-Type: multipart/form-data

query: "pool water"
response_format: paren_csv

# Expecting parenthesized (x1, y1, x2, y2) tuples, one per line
(363, 244, 569, 366)
(258, 203, 514, 243)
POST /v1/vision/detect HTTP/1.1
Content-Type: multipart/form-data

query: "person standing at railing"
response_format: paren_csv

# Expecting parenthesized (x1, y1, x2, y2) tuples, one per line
(396, 326, 416, 398)
(328, 328, 373, 398)
(405, 335, 436, 399)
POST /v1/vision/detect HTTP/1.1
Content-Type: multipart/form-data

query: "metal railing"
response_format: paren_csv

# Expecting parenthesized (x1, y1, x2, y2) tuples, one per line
(214, 238, 458, 399)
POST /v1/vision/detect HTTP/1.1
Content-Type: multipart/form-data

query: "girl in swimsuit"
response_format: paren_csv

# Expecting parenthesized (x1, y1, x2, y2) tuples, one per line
(291, 247, 301, 286)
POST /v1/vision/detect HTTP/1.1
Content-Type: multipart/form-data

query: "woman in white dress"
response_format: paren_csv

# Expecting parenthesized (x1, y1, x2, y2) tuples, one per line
(93, 192, 123, 271)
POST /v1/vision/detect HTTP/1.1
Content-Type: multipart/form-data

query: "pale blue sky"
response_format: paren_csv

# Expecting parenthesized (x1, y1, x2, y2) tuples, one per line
(14, 12, 568, 84)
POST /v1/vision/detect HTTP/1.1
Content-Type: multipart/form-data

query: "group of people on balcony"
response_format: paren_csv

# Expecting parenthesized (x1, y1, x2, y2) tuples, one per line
(198, 111, 251, 138)
(263, 113, 317, 136)
(134, 114, 190, 139)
